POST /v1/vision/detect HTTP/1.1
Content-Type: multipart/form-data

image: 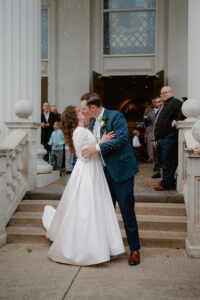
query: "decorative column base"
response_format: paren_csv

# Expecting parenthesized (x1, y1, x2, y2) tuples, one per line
(0, 232, 7, 247)
(0, 216, 6, 247)
(37, 145, 60, 188)
(186, 239, 200, 259)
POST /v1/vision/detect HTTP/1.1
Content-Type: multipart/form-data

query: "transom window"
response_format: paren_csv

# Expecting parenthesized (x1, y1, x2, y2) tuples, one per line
(104, 0, 156, 55)
(41, 9, 48, 60)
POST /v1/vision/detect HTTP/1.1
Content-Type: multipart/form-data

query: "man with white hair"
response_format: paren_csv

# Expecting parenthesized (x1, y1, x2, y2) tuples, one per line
(153, 86, 185, 191)
(51, 105, 61, 121)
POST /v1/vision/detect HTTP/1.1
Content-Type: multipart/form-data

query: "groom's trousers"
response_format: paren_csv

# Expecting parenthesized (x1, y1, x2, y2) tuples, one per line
(104, 168, 140, 251)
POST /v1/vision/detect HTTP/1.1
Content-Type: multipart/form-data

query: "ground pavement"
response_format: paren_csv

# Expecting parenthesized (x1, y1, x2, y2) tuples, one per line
(0, 163, 200, 300)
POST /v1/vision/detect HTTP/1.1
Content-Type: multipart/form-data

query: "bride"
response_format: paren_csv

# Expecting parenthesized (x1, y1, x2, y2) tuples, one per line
(42, 105, 125, 266)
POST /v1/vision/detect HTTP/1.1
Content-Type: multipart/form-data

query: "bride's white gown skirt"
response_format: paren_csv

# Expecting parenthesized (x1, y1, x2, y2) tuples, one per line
(42, 128, 124, 266)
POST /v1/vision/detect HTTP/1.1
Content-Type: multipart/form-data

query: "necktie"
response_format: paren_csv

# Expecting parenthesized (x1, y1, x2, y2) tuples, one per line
(54, 131, 58, 145)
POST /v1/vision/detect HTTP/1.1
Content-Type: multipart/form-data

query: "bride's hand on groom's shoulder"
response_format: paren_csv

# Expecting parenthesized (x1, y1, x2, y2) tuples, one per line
(99, 131, 115, 144)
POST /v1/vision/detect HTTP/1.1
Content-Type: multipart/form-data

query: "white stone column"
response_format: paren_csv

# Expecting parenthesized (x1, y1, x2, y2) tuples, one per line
(0, 0, 41, 143)
(188, 0, 200, 100)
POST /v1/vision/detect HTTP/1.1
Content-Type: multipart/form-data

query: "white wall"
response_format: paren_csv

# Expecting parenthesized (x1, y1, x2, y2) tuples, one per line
(167, 0, 188, 98)
(56, 0, 90, 112)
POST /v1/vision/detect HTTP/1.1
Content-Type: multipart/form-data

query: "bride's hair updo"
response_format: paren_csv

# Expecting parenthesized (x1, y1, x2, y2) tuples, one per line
(61, 105, 78, 154)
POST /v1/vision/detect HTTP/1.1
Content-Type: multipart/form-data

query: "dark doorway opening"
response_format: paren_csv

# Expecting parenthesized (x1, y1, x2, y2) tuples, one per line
(92, 70, 164, 161)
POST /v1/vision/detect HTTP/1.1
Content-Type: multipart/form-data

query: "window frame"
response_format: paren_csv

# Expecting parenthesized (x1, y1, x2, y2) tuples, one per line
(103, 1, 157, 57)
(41, 7, 49, 63)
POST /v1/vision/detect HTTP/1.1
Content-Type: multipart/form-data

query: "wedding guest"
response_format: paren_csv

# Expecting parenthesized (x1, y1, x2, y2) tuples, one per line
(193, 145, 200, 155)
(65, 144, 73, 174)
(144, 97, 161, 178)
(49, 121, 65, 173)
(153, 86, 185, 191)
(132, 129, 141, 161)
(180, 97, 188, 103)
(51, 105, 61, 121)
(41, 102, 57, 162)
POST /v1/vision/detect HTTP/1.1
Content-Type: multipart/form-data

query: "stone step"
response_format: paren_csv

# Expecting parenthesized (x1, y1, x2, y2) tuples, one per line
(18, 200, 186, 216)
(24, 191, 184, 203)
(9, 211, 187, 232)
(6, 226, 186, 248)
(17, 200, 59, 212)
(122, 230, 186, 248)
(118, 202, 186, 216)
(6, 227, 49, 244)
(121, 214, 186, 232)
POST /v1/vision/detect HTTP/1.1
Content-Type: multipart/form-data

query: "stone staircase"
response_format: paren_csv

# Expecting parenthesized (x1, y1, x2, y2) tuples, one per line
(6, 194, 187, 249)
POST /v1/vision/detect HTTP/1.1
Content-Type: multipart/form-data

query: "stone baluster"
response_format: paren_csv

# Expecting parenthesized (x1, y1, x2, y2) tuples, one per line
(0, 151, 8, 246)
(6, 155, 15, 196)
(16, 145, 26, 185)
(10, 151, 20, 193)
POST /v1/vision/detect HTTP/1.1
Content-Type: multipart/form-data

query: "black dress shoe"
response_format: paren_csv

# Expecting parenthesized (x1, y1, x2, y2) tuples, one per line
(152, 174, 161, 178)
(66, 171, 72, 174)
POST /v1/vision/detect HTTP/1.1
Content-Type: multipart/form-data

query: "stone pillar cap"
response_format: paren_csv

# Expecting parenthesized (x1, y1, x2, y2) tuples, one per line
(14, 100, 33, 119)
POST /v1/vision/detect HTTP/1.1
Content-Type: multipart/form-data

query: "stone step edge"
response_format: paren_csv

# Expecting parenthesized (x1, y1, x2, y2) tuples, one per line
(20, 200, 186, 208)
(10, 211, 187, 223)
(6, 226, 187, 240)
(23, 192, 184, 202)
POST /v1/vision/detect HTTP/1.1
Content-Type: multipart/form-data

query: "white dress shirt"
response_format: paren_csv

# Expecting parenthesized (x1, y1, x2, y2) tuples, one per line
(44, 113, 50, 122)
(93, 108, 106, 165)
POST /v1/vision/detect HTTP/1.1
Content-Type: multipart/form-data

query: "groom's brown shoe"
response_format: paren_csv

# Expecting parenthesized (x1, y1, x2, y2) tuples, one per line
(128, 251, 140, 266)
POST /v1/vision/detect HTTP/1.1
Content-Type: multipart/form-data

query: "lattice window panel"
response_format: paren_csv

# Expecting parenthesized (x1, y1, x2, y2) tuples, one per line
(104, 0, 156, 55)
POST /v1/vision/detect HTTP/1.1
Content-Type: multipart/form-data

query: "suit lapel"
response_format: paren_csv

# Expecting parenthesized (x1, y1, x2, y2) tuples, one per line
(100, 108, 109, 138)
(89, 118, 95, 132)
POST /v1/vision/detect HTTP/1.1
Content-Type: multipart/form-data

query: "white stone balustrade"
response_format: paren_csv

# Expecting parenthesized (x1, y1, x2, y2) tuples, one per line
(0, 130, 28, 246)
(0, 100, 60, 246)
(177, 98, 200, 258)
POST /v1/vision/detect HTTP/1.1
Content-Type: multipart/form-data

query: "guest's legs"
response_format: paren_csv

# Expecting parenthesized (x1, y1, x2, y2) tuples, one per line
(160, 132, 178, 189)
(65, 148, 73, 172)
(55, 150, 63, 170)
(50, 150, 56, 170)
(43, 143, 51, 162)
(150, 141, 161, 175)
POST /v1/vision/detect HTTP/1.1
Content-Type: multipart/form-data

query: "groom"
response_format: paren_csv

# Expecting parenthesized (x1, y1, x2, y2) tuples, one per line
(81, 93, 140, 266)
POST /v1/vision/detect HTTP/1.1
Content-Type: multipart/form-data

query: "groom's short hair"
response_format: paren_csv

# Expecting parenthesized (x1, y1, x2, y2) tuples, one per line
(87, 93, 102, 107)
(80, 93, 91, 101)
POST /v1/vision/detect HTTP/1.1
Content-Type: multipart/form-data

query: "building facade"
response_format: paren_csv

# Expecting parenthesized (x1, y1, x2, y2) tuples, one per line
(0, 0, 199, 143)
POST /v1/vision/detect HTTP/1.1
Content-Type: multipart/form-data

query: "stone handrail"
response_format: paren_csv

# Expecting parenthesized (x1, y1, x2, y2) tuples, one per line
(0, 100, 60, 247)
(0, 129, 29, 246)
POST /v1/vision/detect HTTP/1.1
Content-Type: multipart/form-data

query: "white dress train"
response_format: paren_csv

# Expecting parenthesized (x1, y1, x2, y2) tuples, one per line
(42, 127, 125, 266)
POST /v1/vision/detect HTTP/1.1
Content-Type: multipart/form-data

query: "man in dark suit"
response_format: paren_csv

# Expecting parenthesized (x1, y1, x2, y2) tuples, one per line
(81, 93, 140, 266)
(153, 86, 185, 191)
(51, 105, 61, 121)
(41, 102, 57, 162)
(144, 97, 162, 178)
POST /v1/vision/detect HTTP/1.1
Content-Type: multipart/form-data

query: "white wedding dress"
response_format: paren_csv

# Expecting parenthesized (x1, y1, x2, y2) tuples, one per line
(42, 127, 125, 266)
